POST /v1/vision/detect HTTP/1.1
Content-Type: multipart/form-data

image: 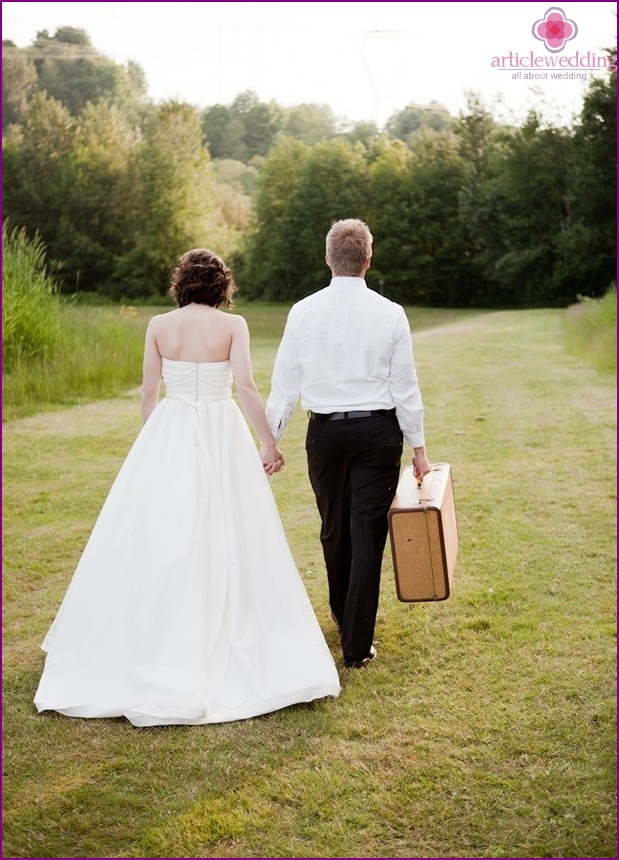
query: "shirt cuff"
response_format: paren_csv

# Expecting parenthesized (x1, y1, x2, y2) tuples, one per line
(266, 400, 288, 444)
(403, 429, 425, 448)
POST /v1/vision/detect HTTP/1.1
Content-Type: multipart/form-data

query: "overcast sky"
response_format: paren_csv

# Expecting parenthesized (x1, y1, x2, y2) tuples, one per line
(2, 1, 616, 126)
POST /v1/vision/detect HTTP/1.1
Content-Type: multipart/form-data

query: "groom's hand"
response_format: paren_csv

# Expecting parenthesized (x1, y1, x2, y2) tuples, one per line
(260, 444, 285, 476)
(412, 446, 431, 486)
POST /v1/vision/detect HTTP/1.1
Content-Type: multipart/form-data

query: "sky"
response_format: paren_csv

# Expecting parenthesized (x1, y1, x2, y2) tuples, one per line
(2, 1, 616, 127)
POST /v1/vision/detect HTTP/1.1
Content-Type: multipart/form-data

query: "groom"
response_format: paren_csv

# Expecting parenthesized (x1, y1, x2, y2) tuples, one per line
(266, 218, 430, 667)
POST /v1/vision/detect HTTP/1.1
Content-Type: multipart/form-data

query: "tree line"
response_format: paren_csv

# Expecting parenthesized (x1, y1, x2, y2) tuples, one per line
(2, 27, 616, 306)
(238, 83, 616, 307)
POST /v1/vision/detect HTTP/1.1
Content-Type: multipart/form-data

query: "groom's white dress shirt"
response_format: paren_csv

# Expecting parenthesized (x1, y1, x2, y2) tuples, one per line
(266, 276, 425, 448)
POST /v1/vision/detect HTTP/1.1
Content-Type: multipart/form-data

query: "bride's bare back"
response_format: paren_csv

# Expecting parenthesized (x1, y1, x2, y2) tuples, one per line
(150, 303, 236, 363)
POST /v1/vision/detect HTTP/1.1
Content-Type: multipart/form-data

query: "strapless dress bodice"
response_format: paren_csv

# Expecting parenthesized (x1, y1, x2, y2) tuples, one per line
(162, 358, 233, 404)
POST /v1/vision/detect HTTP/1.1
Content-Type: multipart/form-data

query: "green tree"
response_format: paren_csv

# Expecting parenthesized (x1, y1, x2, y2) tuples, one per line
(386, 101, 453, 145)
(14, 27, 148, 118)
(202, 91, 282, 162)
(2, 93, 145, 294)
(491, 115, 573, 306)
(203, 159, 258, 259)
(2, 92, 75, 275)
(2, 47, 37, 128)
(232, 90, 282, 159)
(50, 26, 91, 46)
(342, 119, 380, 149)
(454, 84, 616, 307)
(58, 101, 139, 292)
(241, 138, 369, 300)
(369, 133, 473, 306)
(365, 137, 413, 299)
(277, 138, 370, 298)
(113, 101, 213, 297)
(238, 136, 310, 298)
(280, 103, 336, 144)
(202, 103, 246, 161)
(3, 91, 236, 298)
(454, 95, 504, 305)
(558, 55, 617, 298)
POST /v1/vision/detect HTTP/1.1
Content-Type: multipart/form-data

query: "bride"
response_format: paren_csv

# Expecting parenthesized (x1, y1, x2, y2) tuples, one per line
(34, 249, 341, 727)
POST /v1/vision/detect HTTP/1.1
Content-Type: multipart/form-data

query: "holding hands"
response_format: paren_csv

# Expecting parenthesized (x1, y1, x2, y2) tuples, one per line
(260, 443, 285, 475)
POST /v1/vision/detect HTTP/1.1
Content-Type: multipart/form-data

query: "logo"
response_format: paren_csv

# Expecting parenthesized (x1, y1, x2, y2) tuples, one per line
(532, 7, 578, 53)
(490, 5, 614, 79)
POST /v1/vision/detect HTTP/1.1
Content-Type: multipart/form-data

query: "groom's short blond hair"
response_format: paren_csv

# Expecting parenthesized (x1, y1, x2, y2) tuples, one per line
(325, 219, 373, 277)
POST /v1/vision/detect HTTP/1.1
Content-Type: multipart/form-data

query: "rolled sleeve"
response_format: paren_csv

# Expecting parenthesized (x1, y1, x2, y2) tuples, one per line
(389, 308, 425, 448)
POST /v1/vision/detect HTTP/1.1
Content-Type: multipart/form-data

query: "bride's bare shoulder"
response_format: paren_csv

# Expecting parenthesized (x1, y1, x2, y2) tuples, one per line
(147, 308, 181, 325)
(222, 309, 247, 324)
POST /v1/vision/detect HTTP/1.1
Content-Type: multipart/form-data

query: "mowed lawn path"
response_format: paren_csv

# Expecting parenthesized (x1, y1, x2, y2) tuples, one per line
(2, 309, 616, 859)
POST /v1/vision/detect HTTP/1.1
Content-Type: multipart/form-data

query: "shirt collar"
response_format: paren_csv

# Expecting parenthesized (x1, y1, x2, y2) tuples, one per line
(329, 276, 367, 288)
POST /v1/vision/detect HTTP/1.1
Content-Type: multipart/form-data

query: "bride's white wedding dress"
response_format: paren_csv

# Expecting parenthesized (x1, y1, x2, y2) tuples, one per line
(34, 359, 341, 726)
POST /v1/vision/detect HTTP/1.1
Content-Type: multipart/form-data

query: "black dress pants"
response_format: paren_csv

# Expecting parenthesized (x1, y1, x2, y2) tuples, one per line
(306, 413, 403, 662)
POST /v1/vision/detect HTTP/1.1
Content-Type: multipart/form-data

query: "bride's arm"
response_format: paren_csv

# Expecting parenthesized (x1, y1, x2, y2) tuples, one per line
(229, 316, 284, 474)
(141, 318, 162, 423)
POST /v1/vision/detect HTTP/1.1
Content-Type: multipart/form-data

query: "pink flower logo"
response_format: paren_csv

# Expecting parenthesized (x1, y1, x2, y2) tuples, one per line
(532, 7, 578, 53)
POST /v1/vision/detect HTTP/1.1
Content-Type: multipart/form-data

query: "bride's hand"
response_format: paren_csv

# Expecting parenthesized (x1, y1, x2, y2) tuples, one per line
(260, 444, 285, 475)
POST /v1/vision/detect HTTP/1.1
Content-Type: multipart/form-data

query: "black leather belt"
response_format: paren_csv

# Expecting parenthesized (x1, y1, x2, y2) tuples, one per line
(308, 409, 396, 422)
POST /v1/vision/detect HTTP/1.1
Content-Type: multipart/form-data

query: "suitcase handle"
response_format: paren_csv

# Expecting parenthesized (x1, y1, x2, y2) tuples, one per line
(414, 463, 443, 489)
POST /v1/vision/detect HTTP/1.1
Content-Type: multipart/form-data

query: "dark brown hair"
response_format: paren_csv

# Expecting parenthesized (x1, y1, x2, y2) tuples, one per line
(168, 249, 238, 308)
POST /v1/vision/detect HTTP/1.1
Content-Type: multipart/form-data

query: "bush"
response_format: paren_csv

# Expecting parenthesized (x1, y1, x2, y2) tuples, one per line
(565, 285, 617, 373)
(2, 224, 65, 368)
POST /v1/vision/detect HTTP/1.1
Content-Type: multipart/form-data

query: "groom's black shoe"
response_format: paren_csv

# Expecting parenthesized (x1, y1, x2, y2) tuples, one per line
(344, 645, 377, 669)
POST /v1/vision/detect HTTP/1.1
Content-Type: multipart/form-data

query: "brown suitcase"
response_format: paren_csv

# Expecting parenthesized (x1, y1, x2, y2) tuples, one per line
(388, 463, 458, 602)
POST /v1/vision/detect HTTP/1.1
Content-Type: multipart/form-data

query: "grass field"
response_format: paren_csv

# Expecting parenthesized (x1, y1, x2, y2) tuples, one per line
(2, 306, 616, 859)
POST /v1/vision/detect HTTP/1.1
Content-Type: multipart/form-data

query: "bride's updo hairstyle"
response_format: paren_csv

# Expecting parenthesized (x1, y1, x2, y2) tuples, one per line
(169, 248, 238, 308)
